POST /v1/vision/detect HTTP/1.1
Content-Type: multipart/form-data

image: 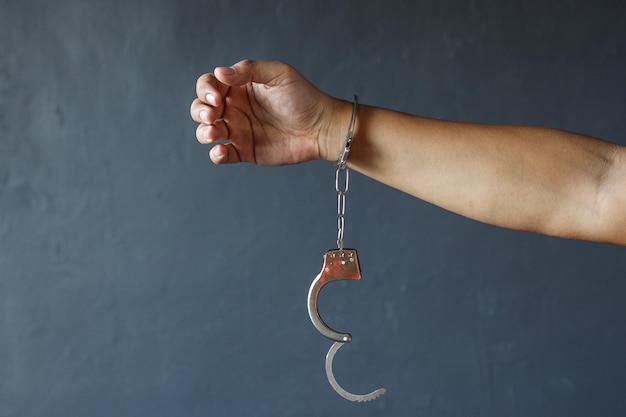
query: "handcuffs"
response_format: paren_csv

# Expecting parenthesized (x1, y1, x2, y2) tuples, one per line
(306, 96, 386, 402)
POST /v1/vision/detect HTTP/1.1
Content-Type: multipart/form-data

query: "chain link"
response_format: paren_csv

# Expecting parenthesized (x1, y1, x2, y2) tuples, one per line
(334, 96, 358, 250)
(336, 167, 349, 249)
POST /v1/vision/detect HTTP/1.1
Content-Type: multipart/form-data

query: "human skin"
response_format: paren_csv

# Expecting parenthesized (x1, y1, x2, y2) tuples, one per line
(190, 60, 626, 246)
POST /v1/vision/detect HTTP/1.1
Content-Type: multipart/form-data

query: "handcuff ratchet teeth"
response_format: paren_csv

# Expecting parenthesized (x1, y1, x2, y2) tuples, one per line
(326, 341, 387, 402)
(307, 248, 387, 402)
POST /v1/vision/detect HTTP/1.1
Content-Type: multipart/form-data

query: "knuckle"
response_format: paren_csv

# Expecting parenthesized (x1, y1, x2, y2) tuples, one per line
(190, 98, 200, 115)
(196, 125, 208, 143)
(196, 73, 208, 89)
(196, 73, 217, 94)
(238, 59, 256, 70)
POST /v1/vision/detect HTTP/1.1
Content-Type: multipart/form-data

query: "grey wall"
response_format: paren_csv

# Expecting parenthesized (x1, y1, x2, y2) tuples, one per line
(2, 0, 625, 416)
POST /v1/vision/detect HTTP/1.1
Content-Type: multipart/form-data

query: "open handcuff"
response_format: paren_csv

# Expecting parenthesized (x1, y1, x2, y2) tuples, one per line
(306, 96, 386, 402)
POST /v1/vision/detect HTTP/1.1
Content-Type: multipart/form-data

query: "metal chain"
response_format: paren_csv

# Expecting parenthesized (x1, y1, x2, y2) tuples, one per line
(335, 96, 358, 250)
(335, 166, 349, 249)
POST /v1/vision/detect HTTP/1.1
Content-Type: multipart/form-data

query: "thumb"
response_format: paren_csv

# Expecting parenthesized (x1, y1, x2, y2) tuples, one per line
(214, 59, 290, 87)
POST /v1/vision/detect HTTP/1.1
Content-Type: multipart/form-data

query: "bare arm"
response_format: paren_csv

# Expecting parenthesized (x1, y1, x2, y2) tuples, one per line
(191, 60, 626, 246)
(325, 103, 626, 245)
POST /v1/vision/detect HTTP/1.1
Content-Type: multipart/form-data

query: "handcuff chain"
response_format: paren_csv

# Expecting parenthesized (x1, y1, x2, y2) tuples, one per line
(335, 167, 349, 250)
(335, 96, 358, 250)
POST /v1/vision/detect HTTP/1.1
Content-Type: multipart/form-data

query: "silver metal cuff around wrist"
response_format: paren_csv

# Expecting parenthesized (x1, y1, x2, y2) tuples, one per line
(337, 95, 359, 171)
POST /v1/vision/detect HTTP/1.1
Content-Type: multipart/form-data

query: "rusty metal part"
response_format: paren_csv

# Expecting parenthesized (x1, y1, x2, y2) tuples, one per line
(307, 249, 361, 342)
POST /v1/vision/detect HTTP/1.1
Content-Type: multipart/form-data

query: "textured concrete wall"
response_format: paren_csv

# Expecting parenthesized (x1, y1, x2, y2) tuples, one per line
(1, 1, 625, 416)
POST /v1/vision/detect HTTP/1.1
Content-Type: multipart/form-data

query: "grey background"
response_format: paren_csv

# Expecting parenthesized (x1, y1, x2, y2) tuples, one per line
(1, 0, 626, 416)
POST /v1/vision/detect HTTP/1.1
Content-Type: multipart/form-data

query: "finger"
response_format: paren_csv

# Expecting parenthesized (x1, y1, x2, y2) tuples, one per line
(196, 120, 229, 144)
(190, 98, 224, 124)
(195, 73, 230, 106)
(209, 143, 242, 165)
(214, 59, 294, 87)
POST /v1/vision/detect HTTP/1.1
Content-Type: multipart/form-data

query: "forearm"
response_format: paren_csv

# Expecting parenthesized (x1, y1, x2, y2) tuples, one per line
(327, 101, 626, 244)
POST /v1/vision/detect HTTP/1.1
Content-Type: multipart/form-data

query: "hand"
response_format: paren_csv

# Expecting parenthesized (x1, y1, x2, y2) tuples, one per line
(191, 60, 348, 165)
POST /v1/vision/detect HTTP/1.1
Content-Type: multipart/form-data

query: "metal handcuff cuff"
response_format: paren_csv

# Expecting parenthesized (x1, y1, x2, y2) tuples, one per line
(306, 96, 387, 402)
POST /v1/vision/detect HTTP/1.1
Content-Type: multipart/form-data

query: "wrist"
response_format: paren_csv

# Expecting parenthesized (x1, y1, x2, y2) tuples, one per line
(319, 97, 355, 162)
